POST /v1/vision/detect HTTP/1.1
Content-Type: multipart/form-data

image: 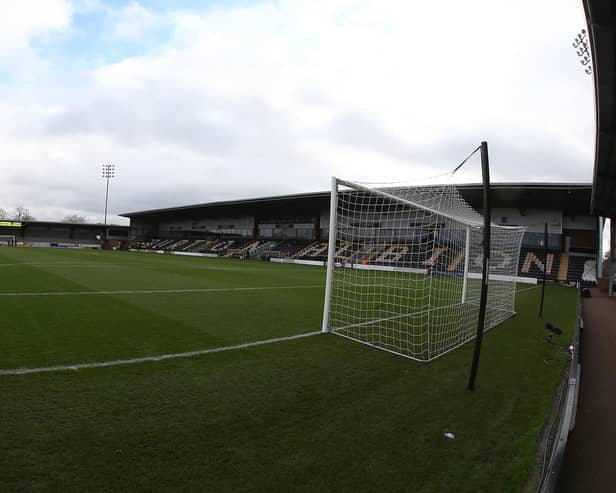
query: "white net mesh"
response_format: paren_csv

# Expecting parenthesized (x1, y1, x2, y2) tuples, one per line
(324, 178, 526, 362)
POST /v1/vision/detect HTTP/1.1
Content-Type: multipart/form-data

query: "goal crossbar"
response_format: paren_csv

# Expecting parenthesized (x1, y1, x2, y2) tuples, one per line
(336, 178, 482, 226)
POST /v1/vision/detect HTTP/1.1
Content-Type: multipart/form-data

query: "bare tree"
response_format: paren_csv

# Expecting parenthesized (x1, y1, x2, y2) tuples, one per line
(63, 214, 88, 223)
(0, 208, 8, 220)
(13, 206, 35, 221)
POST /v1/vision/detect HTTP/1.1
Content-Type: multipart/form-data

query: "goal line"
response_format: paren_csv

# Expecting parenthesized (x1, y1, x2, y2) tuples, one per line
(332, 331, 479, 363)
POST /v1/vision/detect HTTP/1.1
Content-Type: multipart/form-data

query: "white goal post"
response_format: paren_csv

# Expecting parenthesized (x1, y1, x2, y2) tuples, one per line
(321, 177, 527, 362)
(0, 235, 16, 247)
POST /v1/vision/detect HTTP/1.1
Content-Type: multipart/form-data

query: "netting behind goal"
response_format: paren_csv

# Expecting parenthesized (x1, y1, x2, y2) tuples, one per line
(322, 178, 526, 362)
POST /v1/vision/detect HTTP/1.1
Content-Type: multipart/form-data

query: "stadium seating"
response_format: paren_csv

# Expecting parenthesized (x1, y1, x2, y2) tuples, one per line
(198, 239, 235, 255)
(130, 237, 597, 286)
(260, 240, 312, 259)
(518, 248, 561, 281)
(294, 242, 328, 261)
(226, 239, 263, 258)
(376, 244, 410, 264)
(249, 240, 279, 259)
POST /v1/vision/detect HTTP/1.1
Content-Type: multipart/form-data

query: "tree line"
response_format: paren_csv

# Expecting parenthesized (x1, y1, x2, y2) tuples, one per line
(0, 207, 88, 223)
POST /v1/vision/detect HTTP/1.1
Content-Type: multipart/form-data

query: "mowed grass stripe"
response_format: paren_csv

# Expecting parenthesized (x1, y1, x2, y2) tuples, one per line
(0, 285, 322, 296)
(0, 248, 577, 492)
(1, 286, 577, 493)
(0, 249, 325, 369)
(0, 248, 325, 289)
(0, 261, 126, 267)
(0, 288, 325, 368)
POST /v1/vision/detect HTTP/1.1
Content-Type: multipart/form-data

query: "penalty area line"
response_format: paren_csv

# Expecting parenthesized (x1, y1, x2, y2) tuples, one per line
(0, 331, 322, 376)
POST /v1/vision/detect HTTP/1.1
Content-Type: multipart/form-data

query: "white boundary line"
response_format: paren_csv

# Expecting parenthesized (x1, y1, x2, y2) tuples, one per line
(517, 284, 541, 294)
(0, 285, 322, 297)
(0, 261, 118, 267)
(467, 272, 537, 284)
(0, 331, 322, 376)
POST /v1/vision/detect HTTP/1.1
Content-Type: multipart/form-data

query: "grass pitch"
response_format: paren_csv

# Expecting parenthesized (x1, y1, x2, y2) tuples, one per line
(1, 247, 576, 492)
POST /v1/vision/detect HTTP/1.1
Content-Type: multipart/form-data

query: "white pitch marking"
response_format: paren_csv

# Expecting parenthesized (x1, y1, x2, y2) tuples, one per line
(517, 284, 541, 294)
(0, 285, 322, 297)
(0, 261, 124, 268)
(0, 331, 322, 376)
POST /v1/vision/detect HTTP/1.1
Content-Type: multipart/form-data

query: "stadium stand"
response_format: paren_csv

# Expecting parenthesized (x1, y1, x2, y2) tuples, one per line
(123, 184, 599, 286)
(129, 234, 598, 287)
(249, 240, 280, 259)
(259, 240, 311, 259)
(0, 220, 128, 249)
(519, 248, 561, 281)
(226, 239, 263, 258)
(516, 248, 596, 284)
(295, 242, 328, 261)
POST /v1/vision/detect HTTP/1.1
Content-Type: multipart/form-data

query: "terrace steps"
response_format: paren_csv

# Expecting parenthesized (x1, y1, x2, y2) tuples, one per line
(558, 254, 570, 281)
(447, 250, 465, 272)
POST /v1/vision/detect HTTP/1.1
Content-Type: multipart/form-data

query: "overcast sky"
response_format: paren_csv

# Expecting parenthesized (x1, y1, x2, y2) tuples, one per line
(0, 0, 594, 225)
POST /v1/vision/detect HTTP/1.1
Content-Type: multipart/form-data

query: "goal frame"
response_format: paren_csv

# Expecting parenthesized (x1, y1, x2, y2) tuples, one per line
(321, 173, 525, 363)
(322, 177, 479, 334)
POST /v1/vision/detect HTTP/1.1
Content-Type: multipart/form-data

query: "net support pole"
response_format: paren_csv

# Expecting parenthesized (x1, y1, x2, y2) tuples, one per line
(468, 141, 490, 391)
(322, 177, 338, 332)
(539, 221, 548, 316)
(609, 219, 615, 297)
(597, 217, 604, 278)
(462, 225, 471, 303)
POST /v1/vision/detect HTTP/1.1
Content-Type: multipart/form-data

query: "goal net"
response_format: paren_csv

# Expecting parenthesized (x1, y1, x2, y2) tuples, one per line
(0, 235, 16, 247)
(322, 178, 526, 362)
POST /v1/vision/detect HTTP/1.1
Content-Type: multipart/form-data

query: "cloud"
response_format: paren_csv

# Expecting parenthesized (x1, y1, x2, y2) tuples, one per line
(0, 0, 72, 62)
(105, 2, 168, 41)
(0, 0, 595, 224)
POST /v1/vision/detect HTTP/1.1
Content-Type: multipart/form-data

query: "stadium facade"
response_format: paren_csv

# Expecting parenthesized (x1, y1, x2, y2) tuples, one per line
(122, 182, 598, 284)
(0, 220, 129, 249)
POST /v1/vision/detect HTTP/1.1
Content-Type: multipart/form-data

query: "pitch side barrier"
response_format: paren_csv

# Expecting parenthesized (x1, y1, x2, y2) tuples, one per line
(270, 258, 324, 267)
(537, 289, 582, 492)
(270, 257, 537, 284)
(128, 249, 218, 258)
(14, 242, 99, 249)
